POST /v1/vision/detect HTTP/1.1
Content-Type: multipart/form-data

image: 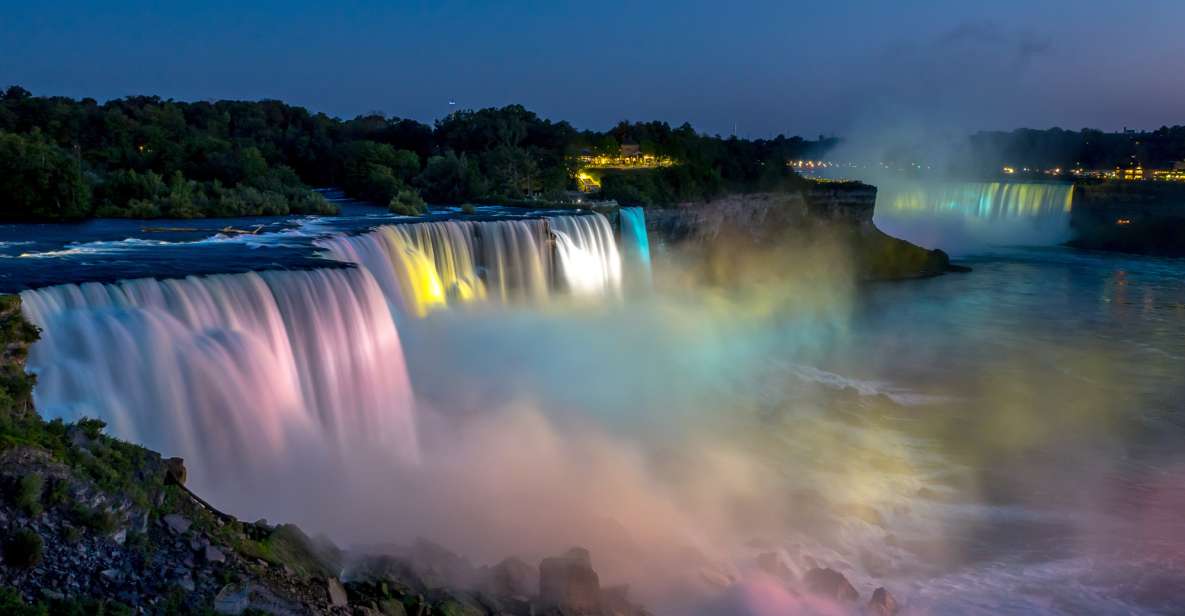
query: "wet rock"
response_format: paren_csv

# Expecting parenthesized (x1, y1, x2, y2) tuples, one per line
(164, 457, 187, 486)
(803, 567, 859, 602)
(328, 576, 349, 607)
(205, 545, 226, 564)
(539, 547, 601, 614)
(602, 585, 644, 616)
(867, 587, 899, 615)
(482, 556, 537, 598)
(215, 583, 302, 615)
(163, 514, 192, 535)
(377, 599, 409, 616)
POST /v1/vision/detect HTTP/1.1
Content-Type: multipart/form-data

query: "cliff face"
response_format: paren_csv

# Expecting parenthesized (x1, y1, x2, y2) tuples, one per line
(1068, 183, 1185, 256)
(644, 184, 950, 282)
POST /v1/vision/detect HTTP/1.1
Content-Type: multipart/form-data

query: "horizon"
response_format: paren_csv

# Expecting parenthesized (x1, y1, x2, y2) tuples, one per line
(3, 1, 1184, 138)
(6, 86, 1183, 142)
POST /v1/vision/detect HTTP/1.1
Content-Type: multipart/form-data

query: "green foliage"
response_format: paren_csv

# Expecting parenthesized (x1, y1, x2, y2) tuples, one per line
(3, 528, 43, 567)
(0, 587, 46, 616)
(416, 152, 486, 204)
(336, 140, 423, 205)
(389, 187, 427, 216)
(15, 472, 43, 516)
(0, 131, 91, 221)
(61, 524, 82, 545)
(598, 163, 743, 206)
(0, 93, 340, 220)
(70, 503, 119, 535)
(0, 88, 847, 217)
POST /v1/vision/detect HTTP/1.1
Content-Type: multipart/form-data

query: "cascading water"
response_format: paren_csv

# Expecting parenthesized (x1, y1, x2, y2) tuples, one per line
(618, 207, 652, 287)
(19, 268, 419, 491)
(549, 213, 622, 297)
(318, 213, 622, 313)
(874, 181, 1075, 253)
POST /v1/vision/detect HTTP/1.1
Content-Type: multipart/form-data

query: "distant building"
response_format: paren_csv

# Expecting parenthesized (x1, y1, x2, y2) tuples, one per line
(620, 144, 641, 158)
(1173, 160, 1185, 171)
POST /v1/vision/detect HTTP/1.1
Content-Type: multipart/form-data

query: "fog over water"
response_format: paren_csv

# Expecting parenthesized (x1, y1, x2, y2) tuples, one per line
(14, 201, 1185, 614)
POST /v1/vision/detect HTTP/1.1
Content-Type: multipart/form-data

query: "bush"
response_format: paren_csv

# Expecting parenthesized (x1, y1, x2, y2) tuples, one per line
(15, 473, 43, 516)
(3, 528, 43, 568)
(70, 504, 118, 535)
(0, 587, 44, 616)
(388, 187, 427, 216)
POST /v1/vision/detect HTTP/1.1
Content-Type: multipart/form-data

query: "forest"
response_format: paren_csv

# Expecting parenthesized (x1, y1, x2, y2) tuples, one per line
(0, 86, 832, 221)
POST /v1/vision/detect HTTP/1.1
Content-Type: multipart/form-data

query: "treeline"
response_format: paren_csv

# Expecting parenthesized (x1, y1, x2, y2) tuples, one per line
(0, 86, 831, 221)
(953, 127, 1185, 175)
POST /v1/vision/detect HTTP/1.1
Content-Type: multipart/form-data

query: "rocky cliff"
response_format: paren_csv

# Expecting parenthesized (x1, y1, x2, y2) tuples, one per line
(644, 183, 953, 282)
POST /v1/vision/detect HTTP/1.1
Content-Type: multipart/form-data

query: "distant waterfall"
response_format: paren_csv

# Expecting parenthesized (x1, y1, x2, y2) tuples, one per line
(874, 181, 1075, 253)
(19, 268, 419, 485)
(618, 207, 652, 287)
(318, 213, 622, 314)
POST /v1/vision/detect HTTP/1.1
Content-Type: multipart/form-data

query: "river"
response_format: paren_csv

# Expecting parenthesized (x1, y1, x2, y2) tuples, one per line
(7, 186, 1184, 614)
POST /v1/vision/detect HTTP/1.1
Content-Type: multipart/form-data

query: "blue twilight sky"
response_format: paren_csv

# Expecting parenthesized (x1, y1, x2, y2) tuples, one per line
(2, 1, 1183, 137)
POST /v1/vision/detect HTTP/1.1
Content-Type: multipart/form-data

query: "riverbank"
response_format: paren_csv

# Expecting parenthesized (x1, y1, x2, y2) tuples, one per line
(1068, 181, 1185, 256)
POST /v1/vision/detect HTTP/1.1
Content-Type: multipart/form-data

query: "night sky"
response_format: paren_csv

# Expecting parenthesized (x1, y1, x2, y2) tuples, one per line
(3, 1, 1183, 137)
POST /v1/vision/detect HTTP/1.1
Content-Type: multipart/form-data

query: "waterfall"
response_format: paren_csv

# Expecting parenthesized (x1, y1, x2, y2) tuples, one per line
(874, 181, 1075, 253)
(318, 213, 622, 313)
(19, 268, 419, 487)
(550, 214, 622, 297)
(618, 207, 652, 287)
(14, 209, 643, 507)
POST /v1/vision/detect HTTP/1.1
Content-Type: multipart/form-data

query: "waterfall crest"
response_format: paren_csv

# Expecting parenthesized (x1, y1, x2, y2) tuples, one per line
(318, 213, 622, 314)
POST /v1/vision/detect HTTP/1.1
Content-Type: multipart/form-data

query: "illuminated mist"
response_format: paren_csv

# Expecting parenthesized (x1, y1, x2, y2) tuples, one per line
(18, 209, 1185, 614)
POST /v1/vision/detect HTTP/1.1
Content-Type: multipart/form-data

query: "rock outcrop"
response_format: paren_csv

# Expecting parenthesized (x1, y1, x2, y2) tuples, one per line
(867, 586, 900, 615)
(642, 184, 952, 283)
(802, 567, 860, 602)
(539, 547, 602, 614)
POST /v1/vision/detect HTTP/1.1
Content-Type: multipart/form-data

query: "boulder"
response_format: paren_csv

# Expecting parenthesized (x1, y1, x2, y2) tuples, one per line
(482, 556, 537, 598)
(867, 587, 899, 616)
(328, 576, 349, 607)
(802, 567, 859, 602)
(539, 547, 601, 614)
(214, 584, 250, 614)
(164, 457, 187, 486)
(163, 514, 192, 535)
(205, 544, 227, 564)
